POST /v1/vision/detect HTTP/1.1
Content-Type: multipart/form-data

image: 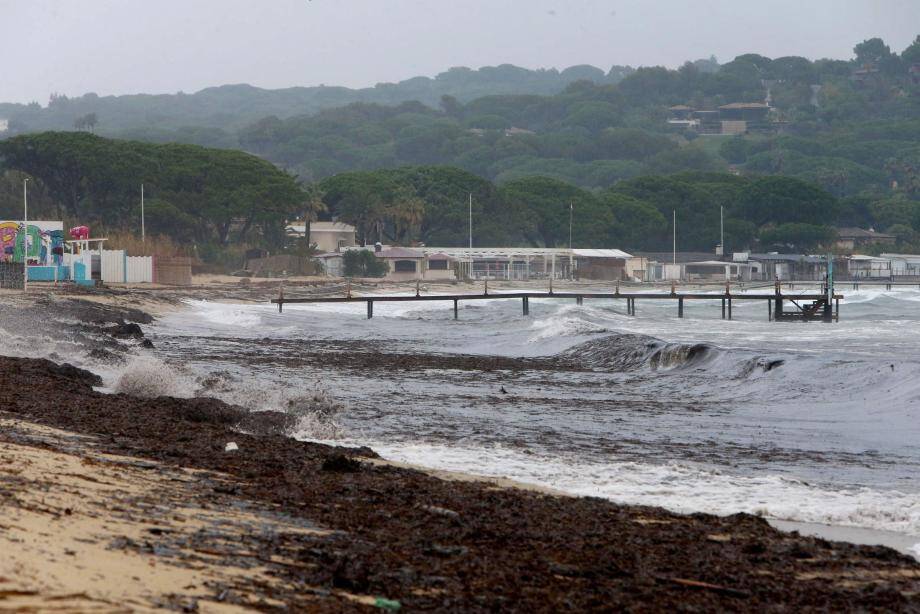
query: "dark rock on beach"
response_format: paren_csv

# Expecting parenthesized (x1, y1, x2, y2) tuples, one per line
(107, 321, 145, 338)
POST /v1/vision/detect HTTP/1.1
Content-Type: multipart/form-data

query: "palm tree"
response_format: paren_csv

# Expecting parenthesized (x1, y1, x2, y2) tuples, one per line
(299, 185, 328, 251)
(388, 191, 426, 244)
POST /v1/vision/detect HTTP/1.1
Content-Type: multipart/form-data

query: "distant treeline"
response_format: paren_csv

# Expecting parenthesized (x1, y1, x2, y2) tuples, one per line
(0, 39, 917, 210)
(4, 37, 911, 202)
(232, 36, 920, 200)
(317, 166, 851, 253)
(1, 37, 919, 261)
(0, 132, 302, 259)
(0, 63, 633, 134)
(5, 132, 920, 259)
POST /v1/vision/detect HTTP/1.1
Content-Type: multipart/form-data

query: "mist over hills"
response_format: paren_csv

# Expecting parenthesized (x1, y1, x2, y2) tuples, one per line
(0, 63, 632, 135)
(1, 36, 919, 258)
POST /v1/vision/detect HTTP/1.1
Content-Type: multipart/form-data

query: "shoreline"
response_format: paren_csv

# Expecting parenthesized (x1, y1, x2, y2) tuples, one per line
(373, 451, 920, 559)
(3, 356, 920, 609)
(768, 520, 920, 559)
(2, 286, 920, 608)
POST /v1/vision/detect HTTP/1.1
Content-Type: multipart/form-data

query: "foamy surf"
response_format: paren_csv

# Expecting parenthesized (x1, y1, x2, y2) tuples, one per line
(340, 439, 920, 542)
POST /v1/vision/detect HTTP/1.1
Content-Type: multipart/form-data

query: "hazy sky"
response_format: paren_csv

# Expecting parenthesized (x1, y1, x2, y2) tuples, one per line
(3, 0, 918, 104)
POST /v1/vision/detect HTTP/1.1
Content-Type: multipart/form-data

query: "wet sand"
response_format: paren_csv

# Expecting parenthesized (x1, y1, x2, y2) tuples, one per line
(769, 520, 920, 559)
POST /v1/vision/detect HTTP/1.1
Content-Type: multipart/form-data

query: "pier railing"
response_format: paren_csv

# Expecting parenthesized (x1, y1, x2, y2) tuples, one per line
(272, 281, 842, 322)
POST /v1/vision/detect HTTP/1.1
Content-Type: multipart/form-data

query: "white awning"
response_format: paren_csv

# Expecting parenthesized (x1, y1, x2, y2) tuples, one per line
(571, 249, 633, 259)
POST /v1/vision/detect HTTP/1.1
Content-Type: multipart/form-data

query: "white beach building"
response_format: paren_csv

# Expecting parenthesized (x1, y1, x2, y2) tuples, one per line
(880, 254, 920, 277)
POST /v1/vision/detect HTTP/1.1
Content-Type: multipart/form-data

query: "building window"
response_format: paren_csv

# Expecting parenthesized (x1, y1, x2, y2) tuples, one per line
(394, 260, 416, 273)
(428, 259, 448, 270)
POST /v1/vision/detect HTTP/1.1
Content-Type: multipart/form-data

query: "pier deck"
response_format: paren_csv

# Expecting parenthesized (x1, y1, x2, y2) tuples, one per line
(272, 287, 843, 322)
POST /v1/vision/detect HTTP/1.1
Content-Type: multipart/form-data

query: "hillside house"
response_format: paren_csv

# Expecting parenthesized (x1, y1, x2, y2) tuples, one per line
(910, 64, 920, 86)
(851, 64, 881, 87)
(718, 102, 770, 122)
(667, 102, 773, 135)
(286, 221, 356, 253)
(835, 227, 896, 252)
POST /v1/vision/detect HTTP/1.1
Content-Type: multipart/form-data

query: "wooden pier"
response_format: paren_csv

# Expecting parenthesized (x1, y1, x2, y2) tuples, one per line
(273, 281, 842, 322)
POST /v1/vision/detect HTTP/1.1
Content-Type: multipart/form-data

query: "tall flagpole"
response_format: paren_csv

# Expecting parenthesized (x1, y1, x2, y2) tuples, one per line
(672, 210, 676, 266)
(468, 192, 473, 281)
(23, 178, 29, 292)
(141, 184, 146, 243)
(569, 202, 574, 280)
(569, 202, 573, 250)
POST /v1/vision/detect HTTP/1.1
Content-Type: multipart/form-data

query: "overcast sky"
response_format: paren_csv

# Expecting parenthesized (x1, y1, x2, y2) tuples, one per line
(2, 0, 918, 105)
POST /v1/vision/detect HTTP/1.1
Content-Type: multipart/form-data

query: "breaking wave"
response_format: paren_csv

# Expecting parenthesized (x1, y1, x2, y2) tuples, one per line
(196, 370, 345, 439)
(556, 332, 773, 376)
(115, 355, 195, 398)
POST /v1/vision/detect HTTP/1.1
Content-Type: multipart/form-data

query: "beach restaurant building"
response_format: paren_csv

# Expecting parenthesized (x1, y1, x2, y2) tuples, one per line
(881, 254, 920, 278)
(421, 247, 646, 281)
(338, 246, 458, 282)
(373, 247, 428, 282)
(333, 246, 644, 282)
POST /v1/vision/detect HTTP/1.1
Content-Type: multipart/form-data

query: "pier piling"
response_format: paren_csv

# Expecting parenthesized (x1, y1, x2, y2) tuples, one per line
(367, 300, 373, 319)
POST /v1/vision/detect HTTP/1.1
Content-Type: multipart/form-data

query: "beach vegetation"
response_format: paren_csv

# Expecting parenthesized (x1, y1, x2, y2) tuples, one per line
(343, 250, 388, 278)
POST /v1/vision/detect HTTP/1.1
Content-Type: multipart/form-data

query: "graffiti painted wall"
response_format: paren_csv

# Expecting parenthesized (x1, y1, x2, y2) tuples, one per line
(0, 221, 65, 265)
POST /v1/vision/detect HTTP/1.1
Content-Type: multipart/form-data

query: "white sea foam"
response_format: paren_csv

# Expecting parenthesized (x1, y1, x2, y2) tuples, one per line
(528, 314, 609, 342)
(114, 355, 197, 398)
(350, 440, 920, 537)
(186, 300, 265, 328)
(0, 325, 87, 365)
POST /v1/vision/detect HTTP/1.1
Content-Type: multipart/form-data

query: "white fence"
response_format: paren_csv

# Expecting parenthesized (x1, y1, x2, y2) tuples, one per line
(101, 250, 125, 283)
(63, 250, 154, 283)
(126, 256, 154, 283)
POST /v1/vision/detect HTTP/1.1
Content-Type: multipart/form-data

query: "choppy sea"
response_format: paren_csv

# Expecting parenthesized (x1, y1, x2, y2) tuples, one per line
(6, 285, 920, 554)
